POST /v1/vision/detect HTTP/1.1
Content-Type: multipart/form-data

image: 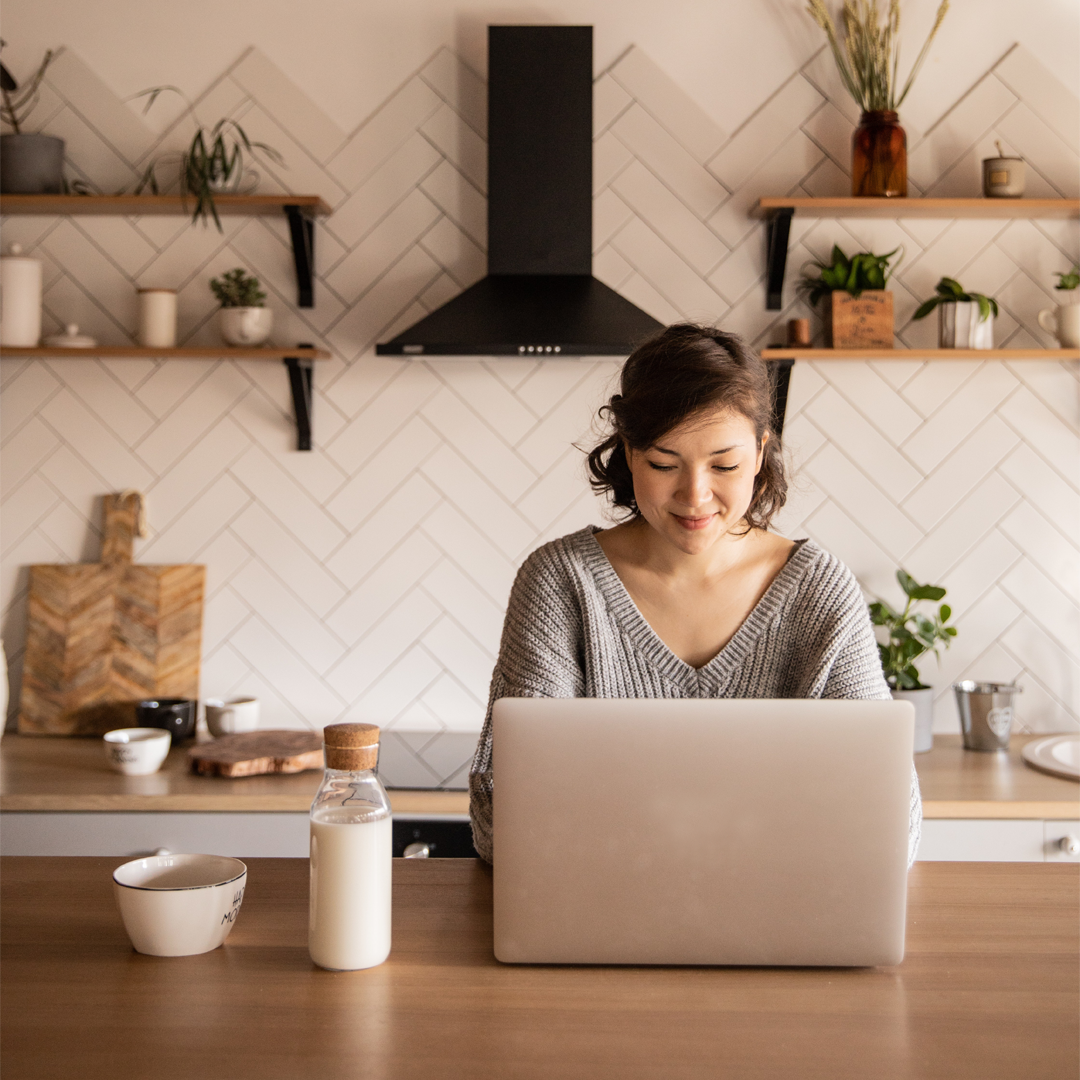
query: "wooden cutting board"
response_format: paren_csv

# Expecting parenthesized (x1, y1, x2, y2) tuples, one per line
(18, 493, 205, 736)
(189, 731, 324, 777)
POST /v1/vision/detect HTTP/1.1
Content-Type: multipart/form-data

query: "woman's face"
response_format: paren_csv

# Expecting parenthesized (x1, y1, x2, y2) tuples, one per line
(626, 409, 767, 555)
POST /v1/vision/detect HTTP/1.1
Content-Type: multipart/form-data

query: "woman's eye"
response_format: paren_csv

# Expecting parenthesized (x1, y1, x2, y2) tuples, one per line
(713, 465, 738, 473)
(647, 462, 676, 471)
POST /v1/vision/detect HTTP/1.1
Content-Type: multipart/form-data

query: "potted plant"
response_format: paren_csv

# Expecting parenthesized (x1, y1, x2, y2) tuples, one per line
(1039, 265, 1080, 348)
(0, 44, 63, 194)
(870, 570, 957, 753)
(913, 277, 998, 349)
(210, 268, 272, 346)
(133, 86, 284, 231)
(800, 244, 900, 347)
(806, 0, 949, 197)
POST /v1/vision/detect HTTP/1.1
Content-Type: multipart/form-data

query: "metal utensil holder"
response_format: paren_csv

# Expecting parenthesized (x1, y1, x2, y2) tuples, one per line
(953, 681, 1022, 751)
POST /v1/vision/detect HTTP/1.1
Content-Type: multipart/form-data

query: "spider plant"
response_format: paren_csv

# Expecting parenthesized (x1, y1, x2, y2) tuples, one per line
(132, 86, 284, 231)
(806, 0, 950, 112)
(0, 42, 56, 133)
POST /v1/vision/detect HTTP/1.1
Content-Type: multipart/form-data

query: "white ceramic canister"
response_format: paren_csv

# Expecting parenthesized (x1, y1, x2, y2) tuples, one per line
(138, 288, 178, 349)
(1038, 301, 1080, 349)
(0, 243, 43, 347)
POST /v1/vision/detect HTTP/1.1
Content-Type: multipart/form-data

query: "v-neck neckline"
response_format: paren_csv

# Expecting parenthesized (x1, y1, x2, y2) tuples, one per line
(576, 527, 817, 689)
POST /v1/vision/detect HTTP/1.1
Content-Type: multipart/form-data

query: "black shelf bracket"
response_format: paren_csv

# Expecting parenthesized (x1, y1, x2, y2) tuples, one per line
(284, 348, 314, 451)
(284, 205, 316, 308)
(765, 207, 794, 311)
(767, 356, 796, 440)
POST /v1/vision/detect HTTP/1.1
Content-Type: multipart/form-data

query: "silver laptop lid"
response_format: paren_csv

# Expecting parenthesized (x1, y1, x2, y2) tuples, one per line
(492, 698, 914, 967)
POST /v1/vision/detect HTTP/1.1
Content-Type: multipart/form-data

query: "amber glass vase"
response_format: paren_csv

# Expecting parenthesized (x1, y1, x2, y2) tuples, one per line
(852, 111, 907, 197)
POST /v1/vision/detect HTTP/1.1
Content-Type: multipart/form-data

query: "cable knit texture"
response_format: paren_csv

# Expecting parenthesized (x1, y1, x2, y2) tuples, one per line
(469, 526, 922, 865)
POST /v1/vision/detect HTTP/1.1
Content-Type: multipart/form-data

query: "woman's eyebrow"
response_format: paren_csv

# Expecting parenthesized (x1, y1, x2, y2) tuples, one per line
(650, 444, 741, 457)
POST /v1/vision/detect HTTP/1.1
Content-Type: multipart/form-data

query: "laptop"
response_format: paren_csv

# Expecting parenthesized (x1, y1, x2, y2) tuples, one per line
(492, 697, 914, 967)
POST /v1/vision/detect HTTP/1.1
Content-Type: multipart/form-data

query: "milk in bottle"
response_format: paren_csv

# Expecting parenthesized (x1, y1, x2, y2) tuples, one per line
(309, 723, 392, 970)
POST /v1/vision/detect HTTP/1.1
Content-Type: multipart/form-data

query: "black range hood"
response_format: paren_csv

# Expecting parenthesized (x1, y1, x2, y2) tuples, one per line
(377, 25, 664, 357)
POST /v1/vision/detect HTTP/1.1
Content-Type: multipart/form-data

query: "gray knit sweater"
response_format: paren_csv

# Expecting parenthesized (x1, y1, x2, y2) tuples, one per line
(469, 526, 922, 865)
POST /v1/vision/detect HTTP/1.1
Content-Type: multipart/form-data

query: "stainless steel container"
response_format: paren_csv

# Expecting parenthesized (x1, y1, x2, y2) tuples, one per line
(953, 681, 1021, 751)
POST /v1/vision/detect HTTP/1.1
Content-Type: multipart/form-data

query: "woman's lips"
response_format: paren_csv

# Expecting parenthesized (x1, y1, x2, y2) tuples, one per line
(672, 513, 716, 531)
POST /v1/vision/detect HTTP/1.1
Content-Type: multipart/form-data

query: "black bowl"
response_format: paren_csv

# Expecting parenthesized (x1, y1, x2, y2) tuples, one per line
(136, 698, 196, 741)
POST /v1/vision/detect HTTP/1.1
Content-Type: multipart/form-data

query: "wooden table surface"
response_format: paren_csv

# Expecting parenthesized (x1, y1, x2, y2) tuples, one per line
(2, 857, 1076, 1080)
(2, 733, 1075, 818)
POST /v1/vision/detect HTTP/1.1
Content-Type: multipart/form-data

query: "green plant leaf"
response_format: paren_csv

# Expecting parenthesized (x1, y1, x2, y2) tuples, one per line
(896, 569, 919, 597)
(939, 603, 951, 622)
(913, 297, 940, 320)
(909, 584, 946, 601)
(938, 277, 964, 298)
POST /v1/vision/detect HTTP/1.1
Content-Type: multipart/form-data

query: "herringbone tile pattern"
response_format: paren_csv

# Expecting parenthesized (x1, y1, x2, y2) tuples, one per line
(2, 41, 1077, 763)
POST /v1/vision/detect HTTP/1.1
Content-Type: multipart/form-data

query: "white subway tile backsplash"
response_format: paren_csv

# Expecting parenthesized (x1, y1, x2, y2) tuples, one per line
(3, 37, 1077, 750)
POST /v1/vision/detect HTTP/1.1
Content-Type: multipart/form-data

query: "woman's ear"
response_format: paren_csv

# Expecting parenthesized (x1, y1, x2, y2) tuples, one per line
(755, 431, 769, 475)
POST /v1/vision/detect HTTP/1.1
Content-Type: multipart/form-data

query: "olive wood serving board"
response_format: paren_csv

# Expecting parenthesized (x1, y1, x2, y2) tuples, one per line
(19, 494, 204, 736)
(189, 731, 324, 777)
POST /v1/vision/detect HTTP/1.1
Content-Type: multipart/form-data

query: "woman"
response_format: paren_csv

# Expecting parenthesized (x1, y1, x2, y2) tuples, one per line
(469, 324, 921, 863)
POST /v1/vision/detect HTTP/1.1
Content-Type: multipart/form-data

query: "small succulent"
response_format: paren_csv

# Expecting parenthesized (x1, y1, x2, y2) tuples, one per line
(870, 570, 957, 691)
(210, 268, 266, 308)
(1054, 265, 1079, 291)
(799, 244, 901, 307)
(913, 277, 999, 324)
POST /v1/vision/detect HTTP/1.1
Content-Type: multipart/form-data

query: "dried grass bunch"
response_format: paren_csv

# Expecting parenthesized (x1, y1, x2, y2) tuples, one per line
(807, 0, 949, 112)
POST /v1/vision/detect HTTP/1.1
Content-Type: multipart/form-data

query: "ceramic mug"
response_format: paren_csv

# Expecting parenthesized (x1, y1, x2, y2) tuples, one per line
(1038, 303, 1080, 348)
(137, 698, 197, 741)
(205, 697, 259, 738)
(103, 727, 172, 775)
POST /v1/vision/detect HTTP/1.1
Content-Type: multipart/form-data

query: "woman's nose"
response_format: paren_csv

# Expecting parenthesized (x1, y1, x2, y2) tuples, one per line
(675, 469, 712, 508)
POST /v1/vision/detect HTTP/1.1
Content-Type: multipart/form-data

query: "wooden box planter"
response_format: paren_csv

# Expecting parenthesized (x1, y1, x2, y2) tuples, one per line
(826, 290, 894, 348)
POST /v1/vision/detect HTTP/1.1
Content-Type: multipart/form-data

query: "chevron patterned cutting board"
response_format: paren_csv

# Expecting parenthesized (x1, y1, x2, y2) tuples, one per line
(18, 493, 205, 736)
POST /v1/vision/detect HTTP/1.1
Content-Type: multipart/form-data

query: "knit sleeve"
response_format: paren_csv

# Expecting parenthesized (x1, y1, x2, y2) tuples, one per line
(469, 542, 586, 862)
(804, 554, 923, 867)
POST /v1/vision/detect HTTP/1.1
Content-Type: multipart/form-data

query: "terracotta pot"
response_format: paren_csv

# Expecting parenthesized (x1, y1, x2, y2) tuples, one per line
(852, 111, 907, 198)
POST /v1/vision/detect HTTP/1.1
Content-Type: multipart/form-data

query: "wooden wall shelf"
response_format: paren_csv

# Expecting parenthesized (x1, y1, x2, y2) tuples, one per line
(757, 197, 1080, 219)
(0, 346, 331, 360)
(0, 194, 332, 216)
(1, 344, 329, 450)
(760, 347, 1080, 361)
(0, 193, 331, 308)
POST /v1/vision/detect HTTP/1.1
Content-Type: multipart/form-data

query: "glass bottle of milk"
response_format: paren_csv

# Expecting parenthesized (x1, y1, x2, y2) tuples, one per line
(309, 723, 392, 970)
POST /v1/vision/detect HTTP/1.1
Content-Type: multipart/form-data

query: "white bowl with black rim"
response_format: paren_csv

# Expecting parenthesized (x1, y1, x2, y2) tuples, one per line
(113, 854, 247, 956)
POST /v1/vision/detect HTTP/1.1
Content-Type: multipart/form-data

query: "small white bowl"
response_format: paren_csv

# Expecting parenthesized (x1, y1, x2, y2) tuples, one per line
(103, 727, 171, 775)
(113, 854, 247, 957)
(205, 697, 259, 738)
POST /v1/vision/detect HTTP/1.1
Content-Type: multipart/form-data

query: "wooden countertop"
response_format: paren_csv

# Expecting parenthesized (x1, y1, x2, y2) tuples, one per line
(0, 734, 468, 815)
(2, 732, 1075, 818)
(1, 857, 1076, 1079)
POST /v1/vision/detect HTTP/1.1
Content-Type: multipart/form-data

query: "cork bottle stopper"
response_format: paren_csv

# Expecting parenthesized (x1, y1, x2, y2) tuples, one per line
(323, 723, 380, 771)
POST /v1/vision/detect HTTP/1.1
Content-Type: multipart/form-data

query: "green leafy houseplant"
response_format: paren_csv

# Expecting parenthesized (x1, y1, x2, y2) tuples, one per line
(913, 277, 999, 323)
(870, 570, 957, 690)
(133, 86, 284, 231)
(1054, 265, 1079, 291)
(210, 268, 266, 308)
(800, 244, 900, 307)
(805, 0, 949, 112)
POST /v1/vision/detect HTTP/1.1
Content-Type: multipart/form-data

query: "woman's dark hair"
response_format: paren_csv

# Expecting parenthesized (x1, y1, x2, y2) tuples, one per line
(586, 324, 787, 530)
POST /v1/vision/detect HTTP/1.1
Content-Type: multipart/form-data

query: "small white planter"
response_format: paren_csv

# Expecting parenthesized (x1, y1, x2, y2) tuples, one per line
(891, 686, 934, 753)
(219, 306, 272, 346)
(938, 301, 993, 349)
